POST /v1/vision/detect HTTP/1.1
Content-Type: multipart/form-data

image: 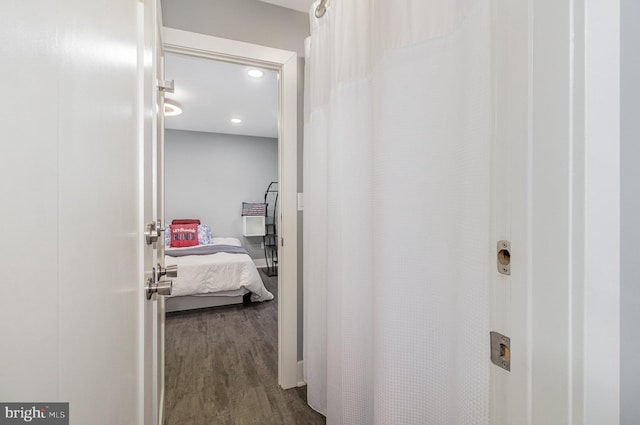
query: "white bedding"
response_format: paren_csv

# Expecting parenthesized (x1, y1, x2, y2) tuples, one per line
(165, 237, 274, 302)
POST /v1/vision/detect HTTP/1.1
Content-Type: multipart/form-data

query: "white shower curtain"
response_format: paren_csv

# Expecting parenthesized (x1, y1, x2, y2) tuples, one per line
(303, 1, 491, 424)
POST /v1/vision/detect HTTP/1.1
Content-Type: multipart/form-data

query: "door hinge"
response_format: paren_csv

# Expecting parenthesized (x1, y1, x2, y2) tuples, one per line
(157, 79, 174, 93)
(490, 331, 511, 371)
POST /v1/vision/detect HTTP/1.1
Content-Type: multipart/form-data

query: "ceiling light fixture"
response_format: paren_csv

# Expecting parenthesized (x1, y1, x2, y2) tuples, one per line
(164, 99, 182, 116)
(247, 69, 264, 78)
(231, 118, 243, 124)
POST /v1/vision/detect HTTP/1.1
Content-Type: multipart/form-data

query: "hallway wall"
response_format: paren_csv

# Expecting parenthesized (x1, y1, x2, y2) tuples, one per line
(161, 0, 308, 56)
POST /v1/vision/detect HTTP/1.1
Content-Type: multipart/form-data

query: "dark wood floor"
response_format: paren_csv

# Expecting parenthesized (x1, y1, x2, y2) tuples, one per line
(165, 269, 325, 425)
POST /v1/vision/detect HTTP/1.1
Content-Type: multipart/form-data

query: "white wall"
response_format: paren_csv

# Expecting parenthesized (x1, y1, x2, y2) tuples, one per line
(582, 1, 620, 423)
(165, 129, 278, 260)
(621, 0, 640, 423)
(161, 0, 308, 56)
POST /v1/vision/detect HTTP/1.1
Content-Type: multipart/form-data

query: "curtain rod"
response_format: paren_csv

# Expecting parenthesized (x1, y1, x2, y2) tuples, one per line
(315, 0, 328, 18)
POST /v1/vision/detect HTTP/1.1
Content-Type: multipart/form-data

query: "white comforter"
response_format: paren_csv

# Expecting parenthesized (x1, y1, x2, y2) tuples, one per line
(165, 237, 274, 302)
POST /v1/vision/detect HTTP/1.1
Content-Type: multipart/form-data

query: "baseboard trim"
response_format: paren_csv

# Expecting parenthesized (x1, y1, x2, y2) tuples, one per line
(296, 360, 306, 387)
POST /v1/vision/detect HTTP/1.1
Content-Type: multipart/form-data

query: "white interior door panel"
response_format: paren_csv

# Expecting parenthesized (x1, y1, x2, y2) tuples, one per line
(0, 1, 161, 424)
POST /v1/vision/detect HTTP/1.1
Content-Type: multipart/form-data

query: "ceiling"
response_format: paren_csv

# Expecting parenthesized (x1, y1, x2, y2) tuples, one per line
(164, 53, 279, 139)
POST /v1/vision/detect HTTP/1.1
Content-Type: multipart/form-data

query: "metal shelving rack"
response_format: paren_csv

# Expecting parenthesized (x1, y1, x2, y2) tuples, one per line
(263, 181, 278, 276)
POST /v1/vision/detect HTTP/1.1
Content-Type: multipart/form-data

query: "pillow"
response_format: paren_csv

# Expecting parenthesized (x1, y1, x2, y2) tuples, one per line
(197, 224, 213, 245)
(165, 223, 213, 246)
(169, 223, 199, 248)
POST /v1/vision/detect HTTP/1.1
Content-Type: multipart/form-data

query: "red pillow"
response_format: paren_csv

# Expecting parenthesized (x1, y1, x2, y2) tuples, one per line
(172, 219, 201, 225)
(170, 223, 199, 248)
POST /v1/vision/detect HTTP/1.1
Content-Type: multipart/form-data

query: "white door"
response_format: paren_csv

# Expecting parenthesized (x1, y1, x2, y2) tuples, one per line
(0, 1, 161, 424)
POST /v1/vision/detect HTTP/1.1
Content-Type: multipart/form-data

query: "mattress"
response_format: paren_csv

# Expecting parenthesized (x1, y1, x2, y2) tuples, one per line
(165, 237, 274, 302)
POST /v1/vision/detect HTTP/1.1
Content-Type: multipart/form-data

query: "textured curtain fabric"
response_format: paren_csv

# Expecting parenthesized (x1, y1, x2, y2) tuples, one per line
(303, 1, 491, 424)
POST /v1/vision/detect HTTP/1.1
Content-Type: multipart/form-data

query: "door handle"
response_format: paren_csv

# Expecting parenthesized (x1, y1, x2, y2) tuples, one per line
(145, 278, 172, 300)
(157, 264, 177, 279)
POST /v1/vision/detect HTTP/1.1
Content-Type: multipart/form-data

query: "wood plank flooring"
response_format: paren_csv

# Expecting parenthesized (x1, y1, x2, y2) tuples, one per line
(165, 270, 325, 425)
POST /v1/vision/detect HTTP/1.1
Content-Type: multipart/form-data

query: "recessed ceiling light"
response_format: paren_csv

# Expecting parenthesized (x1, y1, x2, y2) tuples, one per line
(231, 118, 243, 124)
(247, 69, 264, 78)
(164, 100, 182, 116)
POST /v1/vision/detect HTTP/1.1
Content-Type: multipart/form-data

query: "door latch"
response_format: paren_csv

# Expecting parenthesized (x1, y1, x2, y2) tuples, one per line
(490, 331, 511, 371)
(497, 240, 511, 275)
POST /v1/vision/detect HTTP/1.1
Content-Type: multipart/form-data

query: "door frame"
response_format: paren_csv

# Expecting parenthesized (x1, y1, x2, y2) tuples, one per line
(153, 2, 166, 424)
(162, 27, 299, 389)
(490, 0, 620, 423)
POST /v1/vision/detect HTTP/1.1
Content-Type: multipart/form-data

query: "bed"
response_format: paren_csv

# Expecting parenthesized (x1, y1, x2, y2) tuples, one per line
(164, 236, 274, 313)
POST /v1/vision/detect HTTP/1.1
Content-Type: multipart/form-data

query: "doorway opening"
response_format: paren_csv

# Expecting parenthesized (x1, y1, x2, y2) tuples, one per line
(161, 28, 299, 397)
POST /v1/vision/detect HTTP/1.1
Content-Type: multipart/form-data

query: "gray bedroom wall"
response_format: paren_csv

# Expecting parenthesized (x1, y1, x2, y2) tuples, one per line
(621, 0, 640, 423)
(162, 0, 308, 361)
(165, 129, 278, 261)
